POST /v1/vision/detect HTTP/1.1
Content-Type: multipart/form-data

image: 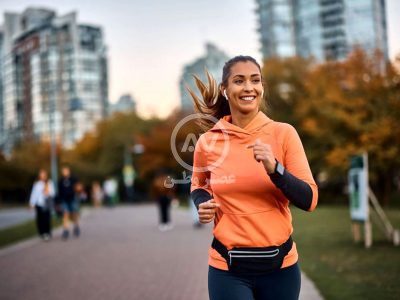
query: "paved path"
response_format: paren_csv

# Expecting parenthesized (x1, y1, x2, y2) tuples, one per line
(0, 205, 323, 300)
(0, 208, 34, 229)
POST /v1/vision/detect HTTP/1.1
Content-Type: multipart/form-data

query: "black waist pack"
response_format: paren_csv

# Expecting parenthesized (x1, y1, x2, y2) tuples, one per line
(212, 236, 293, 275)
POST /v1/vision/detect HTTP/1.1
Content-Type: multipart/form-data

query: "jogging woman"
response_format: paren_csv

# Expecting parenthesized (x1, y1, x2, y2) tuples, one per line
(190, 56, 318, 300)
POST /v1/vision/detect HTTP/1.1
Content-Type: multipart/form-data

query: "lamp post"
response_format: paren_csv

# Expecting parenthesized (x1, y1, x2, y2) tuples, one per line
(123, 143, 144, 202)
(49, 83, 58, 193)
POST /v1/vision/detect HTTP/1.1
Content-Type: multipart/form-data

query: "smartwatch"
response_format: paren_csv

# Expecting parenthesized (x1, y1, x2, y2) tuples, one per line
(270, 159, 285, 177)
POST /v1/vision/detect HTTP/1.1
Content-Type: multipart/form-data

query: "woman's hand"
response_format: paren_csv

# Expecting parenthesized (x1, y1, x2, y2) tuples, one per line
(198, 199, 220, 224)
(247, 139, 277, 174)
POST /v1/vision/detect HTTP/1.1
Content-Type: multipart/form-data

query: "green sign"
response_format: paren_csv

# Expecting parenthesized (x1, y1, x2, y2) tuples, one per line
(348, 154, 369, 221)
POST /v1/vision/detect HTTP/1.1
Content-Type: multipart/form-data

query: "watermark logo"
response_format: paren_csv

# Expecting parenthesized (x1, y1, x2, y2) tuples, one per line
(170, 113, 230, 173)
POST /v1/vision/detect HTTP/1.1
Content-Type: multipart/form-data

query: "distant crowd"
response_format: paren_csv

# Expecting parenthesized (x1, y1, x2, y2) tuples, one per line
(29, 166, 121, 241)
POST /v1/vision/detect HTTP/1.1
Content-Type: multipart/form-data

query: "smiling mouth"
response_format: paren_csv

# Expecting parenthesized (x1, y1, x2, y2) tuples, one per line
(239, 96, 256, 101)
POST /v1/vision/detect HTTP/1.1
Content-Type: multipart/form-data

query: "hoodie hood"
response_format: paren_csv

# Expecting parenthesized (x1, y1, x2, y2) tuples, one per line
(209, 111, 274, 138)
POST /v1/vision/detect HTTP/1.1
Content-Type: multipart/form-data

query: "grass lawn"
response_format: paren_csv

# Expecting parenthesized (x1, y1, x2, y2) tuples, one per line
(292, 205, 400, 300)
(0, 217, 61, 249)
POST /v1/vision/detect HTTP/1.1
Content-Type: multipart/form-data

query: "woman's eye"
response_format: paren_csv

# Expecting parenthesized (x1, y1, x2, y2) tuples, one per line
(234, 80, 243, 84)
(252, 79, 261, 83)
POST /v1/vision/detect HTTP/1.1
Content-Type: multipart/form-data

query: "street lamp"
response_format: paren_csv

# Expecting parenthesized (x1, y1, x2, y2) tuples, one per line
(123, 143, 144, 202)
(49, 83, 58, 193)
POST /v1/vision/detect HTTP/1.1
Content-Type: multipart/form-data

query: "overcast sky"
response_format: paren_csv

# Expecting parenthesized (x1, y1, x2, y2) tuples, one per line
(1, 0, 399, 118)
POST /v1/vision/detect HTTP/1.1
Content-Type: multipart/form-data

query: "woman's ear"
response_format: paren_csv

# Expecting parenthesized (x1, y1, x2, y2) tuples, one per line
(220, 86, 228, 100)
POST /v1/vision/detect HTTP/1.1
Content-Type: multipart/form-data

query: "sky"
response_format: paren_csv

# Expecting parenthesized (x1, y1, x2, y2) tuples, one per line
(1, 0, 399, 118)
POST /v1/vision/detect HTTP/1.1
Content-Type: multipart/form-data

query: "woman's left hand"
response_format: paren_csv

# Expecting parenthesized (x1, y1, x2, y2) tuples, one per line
(247, 139, 276, 174)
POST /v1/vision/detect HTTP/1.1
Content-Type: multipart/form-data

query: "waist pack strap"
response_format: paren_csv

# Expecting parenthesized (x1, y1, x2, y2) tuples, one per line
(211, 236, 293, 264)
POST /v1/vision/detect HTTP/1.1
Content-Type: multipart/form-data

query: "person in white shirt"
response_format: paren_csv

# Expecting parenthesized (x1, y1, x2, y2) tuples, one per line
(29, 169, 55, 241)
(103, 177, 118, 206)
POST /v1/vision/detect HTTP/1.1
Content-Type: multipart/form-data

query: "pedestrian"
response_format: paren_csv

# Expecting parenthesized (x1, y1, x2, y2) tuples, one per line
(74, 182, 87, 204)
(152, 172, 174, 231)
(189, 56, 318, 300)
(91, 181, 103, 208)
(29, 169, 55, 241)
(58, 165, 80, 240)
(103, 177, 118, 207)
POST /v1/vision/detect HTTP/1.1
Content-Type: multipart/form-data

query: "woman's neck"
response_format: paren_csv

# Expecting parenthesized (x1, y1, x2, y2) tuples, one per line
(230, 110, 259, 128)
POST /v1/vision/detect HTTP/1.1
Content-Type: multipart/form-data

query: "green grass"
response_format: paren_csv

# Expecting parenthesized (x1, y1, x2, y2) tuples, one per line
(0, 217, 61, 249)
(292, 205, 400, 300)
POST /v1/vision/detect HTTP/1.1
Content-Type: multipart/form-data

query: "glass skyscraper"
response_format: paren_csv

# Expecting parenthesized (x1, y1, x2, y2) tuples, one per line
(258, 0, 297, 58)
(0, 8, 108, 153)
(256, 0, 388, 61)
(179, 43, 229, 111)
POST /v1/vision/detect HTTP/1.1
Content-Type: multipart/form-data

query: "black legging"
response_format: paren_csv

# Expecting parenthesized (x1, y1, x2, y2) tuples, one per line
(158, 195, 171, 224)
(208, 263, 301, 300)
(35, 206, 51, 236)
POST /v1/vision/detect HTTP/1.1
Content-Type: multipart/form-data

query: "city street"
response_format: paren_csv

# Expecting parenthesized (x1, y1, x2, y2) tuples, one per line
(0, 205, 322, 300)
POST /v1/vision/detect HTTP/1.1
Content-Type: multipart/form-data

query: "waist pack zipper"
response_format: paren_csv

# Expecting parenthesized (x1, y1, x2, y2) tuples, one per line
(228, 249, 279, 264)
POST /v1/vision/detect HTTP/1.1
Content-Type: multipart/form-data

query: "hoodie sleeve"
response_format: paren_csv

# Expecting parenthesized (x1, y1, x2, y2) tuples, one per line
(190, 135, 213, 210)
(270, 124, 318, 211)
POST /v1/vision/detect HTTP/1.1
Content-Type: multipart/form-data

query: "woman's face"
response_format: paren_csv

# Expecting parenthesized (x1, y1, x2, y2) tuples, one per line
(39, 170, 48, 181)
(223, 61, 263, 116)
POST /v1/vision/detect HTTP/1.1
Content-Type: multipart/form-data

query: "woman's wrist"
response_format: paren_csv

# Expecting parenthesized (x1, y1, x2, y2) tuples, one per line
(265, 159, 277, 175)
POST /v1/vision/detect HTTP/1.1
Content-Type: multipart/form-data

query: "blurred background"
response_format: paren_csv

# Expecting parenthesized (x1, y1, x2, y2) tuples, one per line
(0, 0, 399, 299)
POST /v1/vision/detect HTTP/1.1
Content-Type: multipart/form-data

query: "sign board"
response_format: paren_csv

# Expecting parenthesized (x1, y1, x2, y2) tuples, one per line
(123, 165, 136, 187)
(348, 154, 369, 221)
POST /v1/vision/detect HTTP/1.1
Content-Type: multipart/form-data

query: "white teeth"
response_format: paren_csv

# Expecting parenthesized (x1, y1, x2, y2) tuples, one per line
(240, 96, 255, 101)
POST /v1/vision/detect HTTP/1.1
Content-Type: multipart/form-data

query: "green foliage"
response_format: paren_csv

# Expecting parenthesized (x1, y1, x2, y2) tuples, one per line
(0, 141, 53, 191)
(63, 111, 160, 184)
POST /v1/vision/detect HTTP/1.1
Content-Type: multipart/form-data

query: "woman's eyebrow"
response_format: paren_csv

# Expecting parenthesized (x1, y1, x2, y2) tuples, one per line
(232, 74, 261, 78)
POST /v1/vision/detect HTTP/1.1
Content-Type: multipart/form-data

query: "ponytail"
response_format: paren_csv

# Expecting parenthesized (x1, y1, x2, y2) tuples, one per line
(186, 70, 230, 131)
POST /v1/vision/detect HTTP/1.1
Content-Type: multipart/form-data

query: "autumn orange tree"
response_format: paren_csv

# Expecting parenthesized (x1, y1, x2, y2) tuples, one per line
(62, 111, 160, 184)
(263, 50, 400, 204)
(138, 109, 202, 181)
(0, 141, 56, 203)
(61, 109, 200, 198)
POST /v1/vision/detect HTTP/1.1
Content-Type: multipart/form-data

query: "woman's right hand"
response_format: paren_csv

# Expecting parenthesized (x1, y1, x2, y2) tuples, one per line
(198, 199, 220, 224)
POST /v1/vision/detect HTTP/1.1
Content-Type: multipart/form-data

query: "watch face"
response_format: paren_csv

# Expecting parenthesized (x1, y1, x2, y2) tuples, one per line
(277, 162, 285, 175)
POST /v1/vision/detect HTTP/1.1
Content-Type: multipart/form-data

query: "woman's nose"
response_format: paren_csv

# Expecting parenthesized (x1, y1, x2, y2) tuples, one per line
(244, 81, 254, 91)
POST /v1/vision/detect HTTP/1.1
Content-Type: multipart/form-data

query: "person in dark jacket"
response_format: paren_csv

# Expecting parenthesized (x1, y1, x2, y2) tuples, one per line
(58, 166, 80, 240)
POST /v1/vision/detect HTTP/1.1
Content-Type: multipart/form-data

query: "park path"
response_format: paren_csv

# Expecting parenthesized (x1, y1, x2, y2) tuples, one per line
(0, 205, 323, 299)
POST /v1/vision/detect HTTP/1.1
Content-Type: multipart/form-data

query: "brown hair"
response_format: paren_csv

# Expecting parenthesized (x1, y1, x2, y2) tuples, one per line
(187, 55, 264, 131)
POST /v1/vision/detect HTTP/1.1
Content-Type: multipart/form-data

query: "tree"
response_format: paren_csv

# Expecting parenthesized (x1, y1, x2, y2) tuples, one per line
(263, 50, 400, 205)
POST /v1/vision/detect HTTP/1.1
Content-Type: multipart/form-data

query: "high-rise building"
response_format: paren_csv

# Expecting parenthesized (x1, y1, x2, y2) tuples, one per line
(179, 43, 229, 111)
(256, 0, 388, 61)
(0, 7, 108, 153)
(257, 0, 297, 58)
(109, 94, 137, 115)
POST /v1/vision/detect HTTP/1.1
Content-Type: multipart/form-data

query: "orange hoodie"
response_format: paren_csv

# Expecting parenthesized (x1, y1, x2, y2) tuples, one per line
(191, 111, 318, 270)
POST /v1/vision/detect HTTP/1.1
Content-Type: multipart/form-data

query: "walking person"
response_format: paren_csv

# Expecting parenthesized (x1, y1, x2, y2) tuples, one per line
(152, 172, 174, 231)
(103, 177, 118, 207)
(58, 166, 80, 240)
(189, 56, 318, 299)
(91, 181, 103, 208)
(29, 169, 55, 241)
